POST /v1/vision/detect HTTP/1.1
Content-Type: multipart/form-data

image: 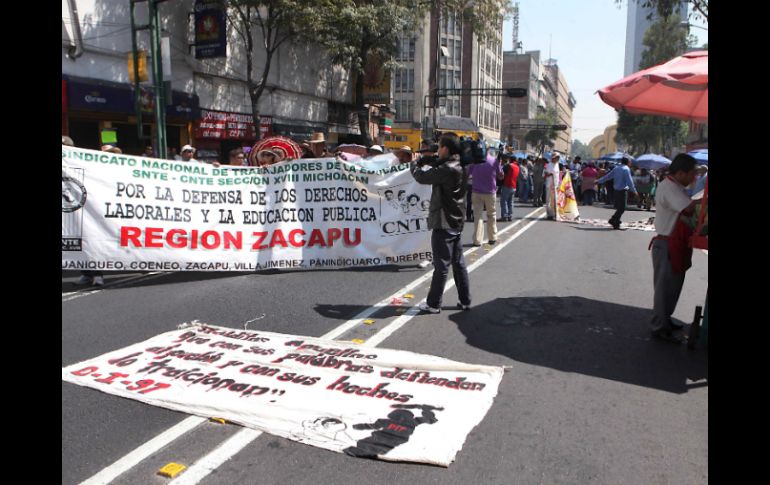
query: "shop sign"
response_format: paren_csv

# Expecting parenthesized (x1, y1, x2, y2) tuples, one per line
(194, 1, 227, 59)
(69, 81, 134, 113)
(194, 109, 257, 140)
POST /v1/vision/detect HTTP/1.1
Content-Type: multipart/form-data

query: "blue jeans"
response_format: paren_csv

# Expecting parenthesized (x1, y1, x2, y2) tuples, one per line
(500, 186, 515, 219)
(582, 190, 596, 206)
(518, 179, 530, 203)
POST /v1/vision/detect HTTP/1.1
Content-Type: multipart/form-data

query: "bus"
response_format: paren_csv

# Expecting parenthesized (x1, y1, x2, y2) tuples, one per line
(383, 128, 423, 152)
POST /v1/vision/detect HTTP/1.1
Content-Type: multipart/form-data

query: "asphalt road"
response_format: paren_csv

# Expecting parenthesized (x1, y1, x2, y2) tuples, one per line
(62, 202, 708, 485)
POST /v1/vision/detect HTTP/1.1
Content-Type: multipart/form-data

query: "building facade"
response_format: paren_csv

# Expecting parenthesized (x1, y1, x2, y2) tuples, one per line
(543, 60, 576, 156)
(62, 0, 357, 161)
(589, 125, 619, 158)
(501, 50, 540, 151)
(624, 0, 687, 76)
(391, 9, 504, 143)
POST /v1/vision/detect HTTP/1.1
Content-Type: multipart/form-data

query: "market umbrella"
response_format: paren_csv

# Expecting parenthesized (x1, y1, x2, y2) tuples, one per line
(633, 153, 672, 171)
(597, 50, 708, 123)
(688, 149, 708, 165)
(599, 151, 634, 161)
(249, 136, 303, 166)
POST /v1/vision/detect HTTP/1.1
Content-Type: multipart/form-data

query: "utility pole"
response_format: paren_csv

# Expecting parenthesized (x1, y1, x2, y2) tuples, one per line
(130, 0, 167, 159)
(150, 0, 168, 160)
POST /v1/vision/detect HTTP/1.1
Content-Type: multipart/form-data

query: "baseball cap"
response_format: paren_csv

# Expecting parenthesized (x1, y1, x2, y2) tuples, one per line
(181, 144, 195, 152)
(368, 145, 384, 153)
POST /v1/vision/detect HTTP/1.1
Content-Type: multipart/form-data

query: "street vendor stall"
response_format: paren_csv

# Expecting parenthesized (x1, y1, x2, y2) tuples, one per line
(598, 50, 708, 348)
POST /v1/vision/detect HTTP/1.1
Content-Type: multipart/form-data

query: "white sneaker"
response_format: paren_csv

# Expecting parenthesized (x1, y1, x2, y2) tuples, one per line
(418, 302, 441, 314)
(76, 275, 93, 285)
(92, 276, 105, 286)
(418, 260, 431, 268)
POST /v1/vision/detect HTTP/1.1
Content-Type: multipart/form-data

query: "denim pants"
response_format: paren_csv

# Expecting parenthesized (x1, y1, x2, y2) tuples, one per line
(426, 229, 471, 309)
(582, 189, 595, 206)
(610, 190, 628, 225)
(518, 180, 530, 203)
(500, 186, 515, 219)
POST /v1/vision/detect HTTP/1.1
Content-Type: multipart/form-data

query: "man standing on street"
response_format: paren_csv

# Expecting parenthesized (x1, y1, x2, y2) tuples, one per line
(597, 157, 637, 229)
(411, 134, 471, 314)
(468, 149, 503, 245)
(648, 154, 699, 343)
(544, 154, 561, 220)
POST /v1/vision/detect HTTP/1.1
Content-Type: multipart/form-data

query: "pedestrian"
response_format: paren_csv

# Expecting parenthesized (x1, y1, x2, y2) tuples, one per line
(499, 155, 519, 222)
(648, 153, 699, 343)
(597, 157, 638, 229)
(228, 148, 246, 166)
(410, 133, 471, 314)
(517, 157, 530, 204)
(394, 146, 414, 164)
(180, 144, 197, 162)
(544, 154, 561, 220)
(256, 147, 284, 167)
(572, 156, 583, 203)
(581, 161, 599, 206)
(168, 147, 182, 162)
(303, 133, 333, 158)
(468, 149, 503, 245)
(532, 157, 546, 207)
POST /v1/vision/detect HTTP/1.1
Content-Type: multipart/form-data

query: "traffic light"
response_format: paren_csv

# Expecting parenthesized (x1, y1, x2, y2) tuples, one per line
(128, 50, 148, 83)
(506, 88, 527, 98)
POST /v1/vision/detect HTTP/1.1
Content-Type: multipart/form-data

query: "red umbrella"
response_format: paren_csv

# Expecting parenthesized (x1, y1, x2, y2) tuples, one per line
(598, 50, 708, 123)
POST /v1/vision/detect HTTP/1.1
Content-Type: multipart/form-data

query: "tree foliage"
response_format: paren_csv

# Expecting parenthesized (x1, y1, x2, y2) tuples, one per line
(221, 0, 319, 133)
(525, 106, 559, 155)
(614, 12, 694, 155)
(615, 0, 707, 23)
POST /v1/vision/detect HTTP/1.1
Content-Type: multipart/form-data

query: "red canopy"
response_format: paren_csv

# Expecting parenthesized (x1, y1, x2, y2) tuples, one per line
(598, 50, 708, 123)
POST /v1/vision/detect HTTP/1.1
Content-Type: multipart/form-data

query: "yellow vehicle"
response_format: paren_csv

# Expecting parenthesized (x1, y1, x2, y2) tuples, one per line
(384, 128, 422, 152)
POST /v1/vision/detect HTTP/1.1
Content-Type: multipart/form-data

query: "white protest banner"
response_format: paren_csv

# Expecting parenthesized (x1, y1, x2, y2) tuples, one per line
(62, 324, 504, 466)
(62, 146, 433, 272)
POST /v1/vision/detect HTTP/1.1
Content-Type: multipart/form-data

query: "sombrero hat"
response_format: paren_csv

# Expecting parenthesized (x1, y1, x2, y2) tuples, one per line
(249, 136, 303, 166)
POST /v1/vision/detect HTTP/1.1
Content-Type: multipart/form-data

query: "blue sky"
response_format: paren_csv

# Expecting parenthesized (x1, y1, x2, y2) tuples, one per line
(502, 0, 708, 145)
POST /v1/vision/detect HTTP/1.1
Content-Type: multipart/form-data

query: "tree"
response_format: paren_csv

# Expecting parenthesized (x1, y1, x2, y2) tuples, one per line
(614, 14, 694, 155)
(524, 106, 559, 155)
(314, 0, 514, 144)
(615, 0, 707, 23)
(571, 139, 592, 160)
(222, 0, 318, 137)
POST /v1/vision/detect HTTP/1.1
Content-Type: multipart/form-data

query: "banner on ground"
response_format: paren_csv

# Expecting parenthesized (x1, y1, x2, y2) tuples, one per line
(61, 323, 504, 466)
(556, 171, 580, 222)
(62, 146, 433, 272)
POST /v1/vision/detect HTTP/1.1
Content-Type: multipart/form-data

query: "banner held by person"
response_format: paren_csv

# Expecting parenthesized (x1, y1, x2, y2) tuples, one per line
(62, 146, 433, 272)
(61, 323, 505, 467)
(556, 171, 580, 222)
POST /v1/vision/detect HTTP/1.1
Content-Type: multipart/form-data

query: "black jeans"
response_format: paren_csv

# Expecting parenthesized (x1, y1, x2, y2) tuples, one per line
(610, 190, 628, 225)
(426, 229, 471, 309)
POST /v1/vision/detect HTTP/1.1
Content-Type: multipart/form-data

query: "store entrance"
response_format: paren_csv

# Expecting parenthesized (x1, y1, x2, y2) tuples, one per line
(68, 120, 100, 150)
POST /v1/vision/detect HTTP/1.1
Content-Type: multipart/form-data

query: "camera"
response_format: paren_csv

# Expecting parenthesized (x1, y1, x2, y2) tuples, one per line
(417, 154, 441, 167)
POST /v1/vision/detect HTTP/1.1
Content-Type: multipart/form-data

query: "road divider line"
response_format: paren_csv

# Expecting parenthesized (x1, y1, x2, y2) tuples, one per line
(365, 211, 546, 348)
(75, 208, 545, 484)
(63, 272, 168, 302)
(165, 208, 545, 485)
(322, 207, 544, 340)
(168, 429, 263, 485)
(79, 416, 207, 485)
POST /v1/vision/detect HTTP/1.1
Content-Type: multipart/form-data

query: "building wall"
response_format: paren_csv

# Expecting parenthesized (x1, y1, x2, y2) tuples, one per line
(62, 0, 355, 155)
(501, 50, 539, 150)
(589, 125, 618, 158)
(624, 0, 687, 75)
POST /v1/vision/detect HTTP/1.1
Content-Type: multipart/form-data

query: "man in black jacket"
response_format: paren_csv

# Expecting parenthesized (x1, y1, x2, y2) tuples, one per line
(411, 134, 471, 313)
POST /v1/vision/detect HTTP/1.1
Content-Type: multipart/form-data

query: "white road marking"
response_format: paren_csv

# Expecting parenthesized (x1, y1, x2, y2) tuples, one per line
(169, 208, 546, 484)
(79, 416, 207, 485)
(76, 207, 546, 484)
(63, 272, 168, 302)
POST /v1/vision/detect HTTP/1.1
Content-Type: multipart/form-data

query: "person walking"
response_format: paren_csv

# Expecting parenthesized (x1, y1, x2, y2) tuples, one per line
(410, 134, 471, 314)
(499, 155, 519, 222)
(468, 150, 503, 245)
(544, 154, 561, 220)
(597, 157, 637, 229)
(648, 154, 699, 343)
(581, 162, 599, 206)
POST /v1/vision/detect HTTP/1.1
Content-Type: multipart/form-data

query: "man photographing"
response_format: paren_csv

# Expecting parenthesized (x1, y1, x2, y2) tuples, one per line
(410, 134, 471, 314)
